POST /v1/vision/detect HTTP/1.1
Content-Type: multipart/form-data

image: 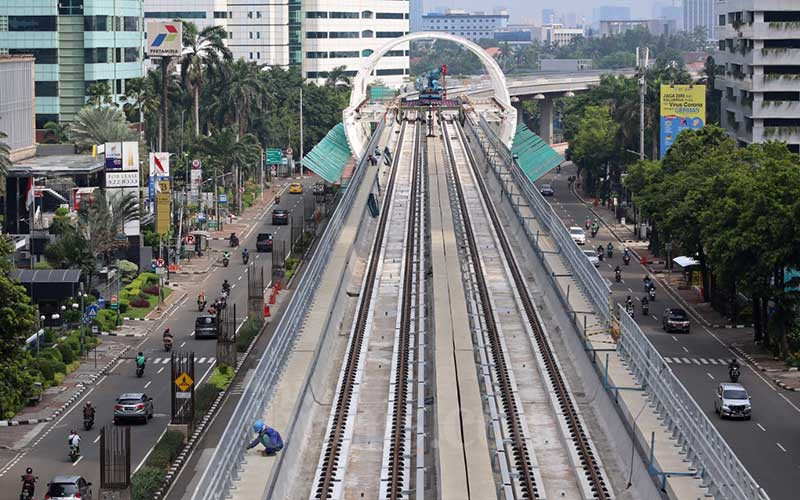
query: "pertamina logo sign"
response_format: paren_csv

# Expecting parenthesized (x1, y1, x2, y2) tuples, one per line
(146, 21, 183, 57)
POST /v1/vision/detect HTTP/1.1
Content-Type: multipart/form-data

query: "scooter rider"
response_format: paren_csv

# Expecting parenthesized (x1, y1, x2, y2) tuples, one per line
(641, 295, 649, 314)
(729, 358, 740, 372)
(614, 265, 621, 282)
(83, 401, 95, 421)
(163, 327, 173, 345)
(68, 430, 81, 455)
(20, 467, 36, 499)
(222, 279, 231, 294)
(591, 219, 599, 235)
(136, 351, 146, 373)
(242, 248, 250, 264)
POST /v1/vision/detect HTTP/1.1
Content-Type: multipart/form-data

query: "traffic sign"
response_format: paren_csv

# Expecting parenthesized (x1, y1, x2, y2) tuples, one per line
(218, 193, 228, 204)
(87, 304, 99, 319)
(156, 258, 165, 267)
(266, 148, 282, 164)
(111, 295, 118, 310)
(98, 296, 105, 308)
(175, 372, 194, 392)
(185, 234, 195, 245)
(191, 159, 201, 169)
(285, 147, 293, 156)
(83, 315, 90, 324)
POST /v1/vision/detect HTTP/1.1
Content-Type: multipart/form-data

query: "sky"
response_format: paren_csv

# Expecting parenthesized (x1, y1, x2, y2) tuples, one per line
(424, 0, 664, 24)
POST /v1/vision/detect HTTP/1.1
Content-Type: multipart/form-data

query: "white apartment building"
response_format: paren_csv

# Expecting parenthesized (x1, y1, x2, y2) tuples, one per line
(541, 24, 584, 47)
(303, 0, 409, 87)
(421, 9, 509, 42)
(229, 0, 299, 65)
(715, 0, 800, 152)
(684, 0, 715, 39)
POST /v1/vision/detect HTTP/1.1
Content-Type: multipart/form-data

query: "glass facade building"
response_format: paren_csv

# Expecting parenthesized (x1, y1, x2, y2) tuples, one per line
(0, 0, 145, 126)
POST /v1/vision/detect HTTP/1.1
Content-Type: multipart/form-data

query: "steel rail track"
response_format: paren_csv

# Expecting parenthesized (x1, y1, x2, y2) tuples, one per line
(447, 116, 612, 499)
(312, 119, 417, 499)
(382, 119, 423, 499)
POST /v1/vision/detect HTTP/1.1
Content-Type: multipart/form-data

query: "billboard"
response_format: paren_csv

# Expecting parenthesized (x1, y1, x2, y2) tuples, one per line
(104, 142, 122, 169)
(146, 21, 183, 57)
(106, 171, 139, 188)
(660, 84, 706, 159)
(149, 152, 170, 177)
(190, 169, 202, 204)
(121, 141, 139, 171)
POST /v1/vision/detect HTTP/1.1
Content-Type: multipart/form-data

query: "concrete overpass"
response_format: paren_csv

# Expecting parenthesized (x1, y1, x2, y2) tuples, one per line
(462, 68, 636, 143)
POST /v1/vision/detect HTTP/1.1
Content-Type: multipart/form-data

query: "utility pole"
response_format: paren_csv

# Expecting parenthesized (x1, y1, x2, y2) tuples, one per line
(161, 56, 170, 153)
(636, 47, 649, 162)
(299, 84, 304, 176)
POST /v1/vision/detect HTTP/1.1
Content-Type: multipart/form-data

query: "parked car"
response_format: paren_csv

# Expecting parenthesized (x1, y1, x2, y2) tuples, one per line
(569, 226, 586, 245)
(714, 383, 752, 420)
(195, 314, 219, 339)
(256, 233, 273, 252)
(662, 307, 691, 333)
(539, 184, 554, 196)
(313, 182, 326, 195)
(45, 475, 93, 500)
(272, 207, 289, 225)
(583, 249, 600, 268)
(289, 182, 303, 194)
(113, 393, 153, 424)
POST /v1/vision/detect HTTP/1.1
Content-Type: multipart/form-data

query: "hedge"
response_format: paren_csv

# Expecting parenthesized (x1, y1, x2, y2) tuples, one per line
(147, 430, 185, 469)
(195, 384, 221, 416)
(208, 365, 234, 391)
(57, 343, 75, 364)
(236, 317, 262, 352)
(131, 466, 166, 500)
(94, 309, 120, 331)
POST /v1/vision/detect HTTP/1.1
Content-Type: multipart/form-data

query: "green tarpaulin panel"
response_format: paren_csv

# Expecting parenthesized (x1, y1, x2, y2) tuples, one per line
(301, 123, 353, 184)
(511, 123, 564, 183)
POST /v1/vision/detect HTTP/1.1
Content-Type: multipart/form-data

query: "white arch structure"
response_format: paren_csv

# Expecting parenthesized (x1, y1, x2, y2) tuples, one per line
(343, 32, 517, 159)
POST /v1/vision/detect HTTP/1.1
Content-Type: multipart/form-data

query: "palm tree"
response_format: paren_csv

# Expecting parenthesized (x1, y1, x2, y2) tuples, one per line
(179, 22, 231, 137)
(69, 106, 137, 147)
(86, 82, 114, 108)
(0, 131, 11, 176)
(198, 127, 261, 213)
(216, 60, 265, 136)
(120, 76, 159, 127)
(42, 121, 70, 144)
(325, 66, 352, 89)
(77, 189, 139, 265)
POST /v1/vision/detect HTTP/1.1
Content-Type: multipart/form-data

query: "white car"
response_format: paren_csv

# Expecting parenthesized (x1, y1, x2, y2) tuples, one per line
(583, 250, 600, 268)
(569, 227, 586, 245)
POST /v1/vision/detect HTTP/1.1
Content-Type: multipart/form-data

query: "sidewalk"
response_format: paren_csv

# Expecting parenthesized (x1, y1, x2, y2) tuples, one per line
(570, 166, 800, 391)
(0, 338, 132, 430)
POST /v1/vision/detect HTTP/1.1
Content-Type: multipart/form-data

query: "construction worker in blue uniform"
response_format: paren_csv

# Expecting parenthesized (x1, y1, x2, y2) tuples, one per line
(247, 420, 283, 455)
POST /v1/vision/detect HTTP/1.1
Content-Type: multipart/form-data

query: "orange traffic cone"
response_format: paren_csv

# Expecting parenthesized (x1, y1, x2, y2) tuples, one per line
(264, 304, 271, 317)
(269, 292, 276, 305)
(276, 280, 281, 292)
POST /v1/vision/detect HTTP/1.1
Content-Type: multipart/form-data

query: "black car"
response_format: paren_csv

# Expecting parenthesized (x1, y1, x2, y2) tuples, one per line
(195, 314, 219, 339)
(662, 307, 691, 333)
(256, 233, 273, 252)
(272, 207, 289, 225)
(539, 184, 554, 196)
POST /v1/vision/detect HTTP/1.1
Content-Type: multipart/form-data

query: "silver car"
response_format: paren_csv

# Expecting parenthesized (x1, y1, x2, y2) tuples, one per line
(583, 249, 600, 268)
(714, 383, 752, 420)
(113, 392, 154, 424)
(46, 475, 93, 500)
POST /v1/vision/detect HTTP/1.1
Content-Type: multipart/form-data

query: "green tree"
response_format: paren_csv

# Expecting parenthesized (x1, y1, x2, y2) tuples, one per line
(179, 22, 231, 137)
(0, 131, 10, 177)
(198, 128, 261, 213)
(86, 82, 114, 108)
(569, 105, 619, 195)
(44, 222, 97, 284)
(42, 121, 70, 144)
(68, 106, 137, 147)
(77, 190, 139, 265)
(324, 65, 352, 89)
(0, 236, 38, 418)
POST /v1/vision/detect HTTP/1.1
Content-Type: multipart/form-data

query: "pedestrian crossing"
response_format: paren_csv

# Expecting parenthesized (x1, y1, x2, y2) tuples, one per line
(664, 356, 732, 366)
(126, 356, 216, 365)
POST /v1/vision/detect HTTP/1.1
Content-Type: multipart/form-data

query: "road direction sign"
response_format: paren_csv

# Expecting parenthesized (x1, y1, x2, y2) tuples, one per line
(175, 372, 194, 392)
(176, 392, 191, 399)
(87, 304, 99, 319)
(219, 193, 228, 204)
(266, 148, 282, 164)
(98, 297, 105, 308)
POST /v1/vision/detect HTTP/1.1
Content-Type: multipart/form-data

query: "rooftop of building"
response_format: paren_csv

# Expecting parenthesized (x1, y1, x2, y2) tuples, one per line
(0, 54, 35, 63)
(424, 10, 509, 19)
(9, 154, 105, 178)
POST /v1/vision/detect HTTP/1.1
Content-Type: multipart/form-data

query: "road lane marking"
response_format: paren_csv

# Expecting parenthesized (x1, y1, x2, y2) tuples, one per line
(198, 357, 206, 363)
(72, 455, 84, 467)
(682, 357, 691, 364)
(777, 393, 800, 413)
(682, 346, 689, 353)
(692, 358, 701, 365)
(757, 423, 766, 432)
(238, 275, 243, 280)
(700, 358, 709, 364)
(707, 373, 714, 380)
(231, 283, 237, 289)
(651, 315, 657, 320)
(180, 341, 186, 347)
(94, 435, 102, 443)
(144, 381, 151, 389)
(776, 442, 787, 453)
(157, 367, 165, 374)
(672, 336, 678, 341)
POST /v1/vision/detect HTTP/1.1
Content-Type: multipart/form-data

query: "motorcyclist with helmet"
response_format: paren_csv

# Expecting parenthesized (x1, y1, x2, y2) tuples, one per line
(20, 467, 36, 499)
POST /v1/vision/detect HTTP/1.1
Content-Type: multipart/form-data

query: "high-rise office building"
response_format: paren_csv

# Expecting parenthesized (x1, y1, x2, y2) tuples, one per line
(410, 0, 423, 32)
(0, 0, 145, 127)
(422, 9, 509, 42)
(303, 1, 409, 87)
(144, 0, 230, 32)
(715, 0, 800, 151)
(227, 0, 298, 65)
(684, 0, 715, 39)
(594, 5, 631, 23)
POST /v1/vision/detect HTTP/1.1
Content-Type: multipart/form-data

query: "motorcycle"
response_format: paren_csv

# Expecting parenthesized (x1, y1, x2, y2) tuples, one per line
(591, 227, 598, 238)
(642, 301, 650, 316)
(644, 277, 653, 293)
(275, 195, 281, 205)
(83, 413, 93, 431)
(69, 445, 80, 463)
(229, 236, 239, 248)
(648, 287, 656, 301)
(19, 477, 36, 500)
(164, 336, 173, 352)
(136, 363, 145, 378)
(197, 299, 207, 311)
(625, 304, 635, 319)
(584, 218, 591, 230)
(615, 269, 621, 282)
(597, 247, 605, 261)
(607, 244, 613, 258)
(243, 252, 249, 265)
(623, 253, 631, 265)
(729, 366, 740, 383)
(223, 256, 230, 267)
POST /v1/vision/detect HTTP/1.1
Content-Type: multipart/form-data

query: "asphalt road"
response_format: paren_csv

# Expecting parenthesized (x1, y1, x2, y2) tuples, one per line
(539, 166, 800, 500)
(0, 177, 320, 498)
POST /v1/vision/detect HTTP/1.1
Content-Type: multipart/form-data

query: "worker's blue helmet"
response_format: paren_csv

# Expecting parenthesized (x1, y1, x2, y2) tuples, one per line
(253, 420, 265, 433)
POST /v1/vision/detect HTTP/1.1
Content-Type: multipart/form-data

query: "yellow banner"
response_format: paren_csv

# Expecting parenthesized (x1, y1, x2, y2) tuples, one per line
(660, 84, 706, 158)
(155, 193, 171, 235)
